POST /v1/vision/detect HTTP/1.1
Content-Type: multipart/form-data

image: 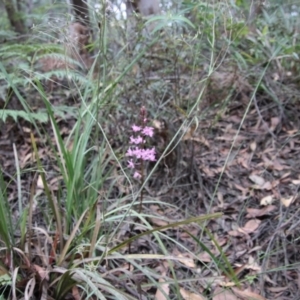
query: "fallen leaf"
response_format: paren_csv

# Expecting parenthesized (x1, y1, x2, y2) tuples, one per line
(246, 206, 276, 218)
(198, 252, 212, 263)
(270, 117, 280, 131)
(217, 191, 224, 208)
(202, 166, 216, 177)
(155, 262, 169, 300)
(72, 286, 81, 300)
(280, 172, 291, 181)
(246, 256, 261, 272)
(272, 73, 280, 81)
(180, 288, 206, 300)
(182, 125, 197, 141)
(273, 159, 286, 171)
(219, 281, 236, 287)
(33, 264, 49, 281)
(232, 287, 266, 300)
(37, 175, 44, 189)
(240, 219, 261, 234)
(149, 217, 169, 227)
(249, 174, 265, 186)
(260, 195, 273, 206)
(155, 277, 169, 300)
(267, 286, 289, 292)
(250, 141, 257, 152)
(228, 230, 243, 237)
(260, 181, 272, 190)
(280, 196, 296, 207)
(177, 254, 196, 268)
(173, 249, 195, 268)
(213, 287, 238, 300)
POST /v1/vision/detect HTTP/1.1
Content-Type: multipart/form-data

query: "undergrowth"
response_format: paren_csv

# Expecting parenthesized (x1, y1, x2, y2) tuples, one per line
(0, 0, 299, 299)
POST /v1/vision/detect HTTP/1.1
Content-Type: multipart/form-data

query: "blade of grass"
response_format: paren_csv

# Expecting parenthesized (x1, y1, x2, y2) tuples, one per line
(0, 169, 13, 248)
(108, 213, 222, 254)
(57, 208, 89, 266)
(30, 132, 63, 252)
(88, 205, 101, 258)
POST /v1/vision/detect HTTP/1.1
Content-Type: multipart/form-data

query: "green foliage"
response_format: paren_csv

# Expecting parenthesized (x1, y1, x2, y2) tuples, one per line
(0, 109, 48, 123)
(0, 0, 299, 298)
(0, 171, 13, 248)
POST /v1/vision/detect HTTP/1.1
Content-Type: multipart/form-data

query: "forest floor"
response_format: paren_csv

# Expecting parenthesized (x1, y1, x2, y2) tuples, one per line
(1, 73, 300, 300)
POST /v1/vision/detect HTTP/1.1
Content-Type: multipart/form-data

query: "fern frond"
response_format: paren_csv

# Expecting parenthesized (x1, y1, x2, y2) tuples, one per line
(0, 109, 48, 123)
(0, 44, 38, 56)
(0, 30, 17, 39)
(35, 53, 82, 69)
(32, 69, 89, 85)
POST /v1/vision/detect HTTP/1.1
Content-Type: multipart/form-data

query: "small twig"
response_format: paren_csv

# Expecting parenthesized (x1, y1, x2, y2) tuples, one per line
(253, 95, 277, 139)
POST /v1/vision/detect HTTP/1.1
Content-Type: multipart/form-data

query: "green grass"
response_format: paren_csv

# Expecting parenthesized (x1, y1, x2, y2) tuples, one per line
(0, 0, 299, 298)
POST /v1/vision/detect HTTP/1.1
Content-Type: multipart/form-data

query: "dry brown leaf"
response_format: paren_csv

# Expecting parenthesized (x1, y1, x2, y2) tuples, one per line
(233, 264, 247, 276)
(267, 286, 289, 292)
(198, 252, 212, 263)
(173, 249, 196, 268)
(280, 196, 296, 207)
(234, 184, 248, 194)
(177, 254, 196, 268)
(37, 175, 44, 190)
(72, 286, 81, 300)
(149, 217, 169, 227)
(213, 287, 238, 300)
(260, 181, 272, 190)
(219, 281, 236, 287)
(179, 226, 199, 239)
(272, 159, 286, 171)
(49, 176, 63, 191)
(21, 152, 33, 168)
(155, 277, 169, 300)
(155, 262, 170, 300)
(272, 73, 280, 81)
(194, 136, 210, 147)
(215, 236, 227, 247)
(246, 256, 261, 272)
(270, 117, 280, 131)
(182, 125, 197, 141)
(240, 219, 261, 234)
(33, 264, 49, 281)
(180, 288, 206, 300)
(260, 195, 273, 206)
(217, 191, 224, 208)
(250, 141, 257, 152)
(150, 205, 165, 215)
(246, 205, 276, 218)
(202, 166, 216, 177)
(237, 155, 249, 169)
(271, 180, 280, 189)
(232, 287, 266, 300)
(280, 172, 291, 181)
(249, 174, 265, 186)
(228, 230, 243, 237)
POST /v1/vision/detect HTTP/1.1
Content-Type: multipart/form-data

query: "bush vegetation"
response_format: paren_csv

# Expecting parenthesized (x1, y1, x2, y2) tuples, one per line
(0, 0, 299, 299)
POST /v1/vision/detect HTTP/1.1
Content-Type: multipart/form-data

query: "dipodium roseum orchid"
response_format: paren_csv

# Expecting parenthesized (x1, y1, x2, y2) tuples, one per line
(126, 107, 156, 179)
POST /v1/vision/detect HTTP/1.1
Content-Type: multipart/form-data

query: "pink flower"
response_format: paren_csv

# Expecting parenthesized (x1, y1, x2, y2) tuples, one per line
(132, 124, 142, 132)
(127, 147, 156, 161)
(133, 171, 141, 179)
(130, 135, 144, 144)
(127, 159, 135, 169)
(142, 126, 154, 137)
(126, 108, 156, 180)
(126, 148, 135, 157)
(142, 148, 156, 161)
